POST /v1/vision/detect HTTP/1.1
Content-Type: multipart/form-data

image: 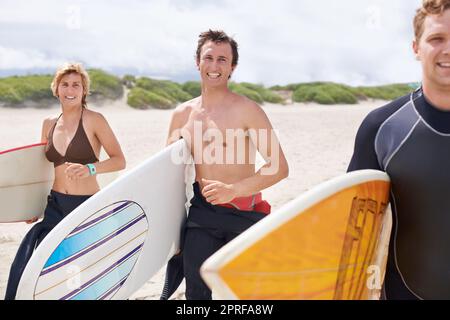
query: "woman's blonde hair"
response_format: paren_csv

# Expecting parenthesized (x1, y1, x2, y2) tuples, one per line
(51, 62, 90, 107)
(414, 0, 450, 41)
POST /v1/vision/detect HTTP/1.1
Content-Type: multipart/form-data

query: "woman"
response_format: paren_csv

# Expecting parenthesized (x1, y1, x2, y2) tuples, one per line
(5, 63, 126, 300)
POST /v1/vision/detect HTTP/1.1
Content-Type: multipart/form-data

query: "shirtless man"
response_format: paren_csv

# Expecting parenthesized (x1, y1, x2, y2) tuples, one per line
(162, 30, 289, 300)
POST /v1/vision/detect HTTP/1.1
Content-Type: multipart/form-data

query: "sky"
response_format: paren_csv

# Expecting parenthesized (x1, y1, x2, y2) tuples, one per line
(0, 0, 422, 86)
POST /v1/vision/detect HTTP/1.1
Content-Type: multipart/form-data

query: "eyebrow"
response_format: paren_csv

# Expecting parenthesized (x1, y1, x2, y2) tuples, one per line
(61, 81, 81, 84)
(203, 53, 229, 58)
(426, 32, 445, 39)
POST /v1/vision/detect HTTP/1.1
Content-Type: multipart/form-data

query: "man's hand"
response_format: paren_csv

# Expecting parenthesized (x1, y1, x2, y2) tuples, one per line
(65, 162, 91, 180)
(201, 178, 237, 205)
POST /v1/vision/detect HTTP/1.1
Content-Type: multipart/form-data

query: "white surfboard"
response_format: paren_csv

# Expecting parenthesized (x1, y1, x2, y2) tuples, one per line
(0, 143, 54, 223)
(0, 143, 119, 223)
(201, 170, 392, 300)
(16, 139, 189, 300)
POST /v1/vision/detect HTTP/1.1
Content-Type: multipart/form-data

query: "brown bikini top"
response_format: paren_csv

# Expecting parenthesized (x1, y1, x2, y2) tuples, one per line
(45, 108, 99, 167)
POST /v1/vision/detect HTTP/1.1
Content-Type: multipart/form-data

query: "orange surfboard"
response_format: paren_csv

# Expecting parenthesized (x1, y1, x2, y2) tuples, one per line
(201, 170, 391, 300)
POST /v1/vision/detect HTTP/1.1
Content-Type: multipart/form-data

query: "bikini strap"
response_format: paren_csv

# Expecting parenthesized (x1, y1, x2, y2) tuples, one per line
(47, 113, 63, 141)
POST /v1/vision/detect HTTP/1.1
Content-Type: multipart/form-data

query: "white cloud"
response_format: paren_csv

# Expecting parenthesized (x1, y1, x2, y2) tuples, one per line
(0, 46, 63, 69)
(0, 0, 423, 85)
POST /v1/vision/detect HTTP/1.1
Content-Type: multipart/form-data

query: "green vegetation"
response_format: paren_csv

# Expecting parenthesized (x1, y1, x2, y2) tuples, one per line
(239, 83, 284, 104)
(126, 77, 194, 109)
(0, 75, 53, 105)
(0, 69, 418, 108)
(0, 69, 123, 107)
(135, 77, 193, 103)
(229, 82, 264, 104)
(88, 69, 123, 100)
(291, 82, 358, 104)
(126, 78, 285, 108)
(127, 87, 173, 109)
(353, 84, 416, 101)
(273, 82, 415, 104)
(182, 81, 201, 98)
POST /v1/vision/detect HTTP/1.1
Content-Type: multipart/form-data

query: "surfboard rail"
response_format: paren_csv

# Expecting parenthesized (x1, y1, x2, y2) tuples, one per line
(201, 169, 392, 300)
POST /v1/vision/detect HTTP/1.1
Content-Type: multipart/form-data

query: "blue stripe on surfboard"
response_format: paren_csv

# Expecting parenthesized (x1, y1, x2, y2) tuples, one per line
(63, 244, 142, 300)
(98, 278, 126, 300)
(40, 214, 146, 276)
(43, 203, 144, 269)
(69, 201, 132, 236)
(59, 244, 143, 300)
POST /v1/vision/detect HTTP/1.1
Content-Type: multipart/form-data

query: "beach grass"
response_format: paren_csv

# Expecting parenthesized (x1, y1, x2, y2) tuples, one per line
(272, 82, 417, 104)
(0, 70, 419, 108)
(89, 69, 123, 100)
(127, 87, 174, 109)
(0, 70, 123, 107)
(0, 75, 54, 105)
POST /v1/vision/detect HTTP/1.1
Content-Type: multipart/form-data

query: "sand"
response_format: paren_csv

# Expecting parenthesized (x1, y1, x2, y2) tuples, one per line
(0, 97, 383, 299)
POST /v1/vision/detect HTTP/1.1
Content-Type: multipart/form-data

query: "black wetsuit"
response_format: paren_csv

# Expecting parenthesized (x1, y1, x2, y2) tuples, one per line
(348, 87, 450, 299)
(5, 191, 90, 300)
(161, 182, 267, 300)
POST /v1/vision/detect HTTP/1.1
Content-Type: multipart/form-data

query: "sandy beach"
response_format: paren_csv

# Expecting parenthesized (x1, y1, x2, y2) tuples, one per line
(0, 97, 383, 300)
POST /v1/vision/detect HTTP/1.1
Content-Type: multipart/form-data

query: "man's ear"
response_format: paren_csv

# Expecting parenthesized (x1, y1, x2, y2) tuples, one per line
(413, 40, 420, 60)
(230, 64, 237, 76)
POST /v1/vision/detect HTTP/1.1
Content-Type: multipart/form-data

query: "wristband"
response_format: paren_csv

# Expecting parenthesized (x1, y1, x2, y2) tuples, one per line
(86, 163, 97, 176)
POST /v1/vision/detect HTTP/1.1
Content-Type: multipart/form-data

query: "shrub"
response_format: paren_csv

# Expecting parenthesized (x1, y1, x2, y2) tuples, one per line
(356, 84, 413, 100)
(0, 75, 53, 105)
(293, 83, 358, 104)
(88, 69, 123, 100)
(182, 81, 201, 98)
(136, 77, 192, 102)
(228, 83, 264, 104)
(127, 87, 174, 109)
(240, 83, 284, 104)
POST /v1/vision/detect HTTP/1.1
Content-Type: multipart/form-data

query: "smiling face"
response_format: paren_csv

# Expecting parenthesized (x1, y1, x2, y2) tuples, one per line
(197, 40, 236, 88)
(414, 9, 450, 90)
(57, 72, 84, 108)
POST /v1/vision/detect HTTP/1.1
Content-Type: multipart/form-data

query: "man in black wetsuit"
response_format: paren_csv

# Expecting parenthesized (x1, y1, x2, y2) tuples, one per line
(348, 0, 450, 299)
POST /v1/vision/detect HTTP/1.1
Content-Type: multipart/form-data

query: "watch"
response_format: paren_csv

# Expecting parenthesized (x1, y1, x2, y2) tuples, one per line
(86, 163, 97, 176)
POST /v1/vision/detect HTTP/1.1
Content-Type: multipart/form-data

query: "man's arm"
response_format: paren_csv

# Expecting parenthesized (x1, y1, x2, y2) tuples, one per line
(233, 101, 289, 197)
(166, 103, 191, 146)
(202, 100, 289, 204)
(347, 94, 410, 172)
(347, 112, 383, 172)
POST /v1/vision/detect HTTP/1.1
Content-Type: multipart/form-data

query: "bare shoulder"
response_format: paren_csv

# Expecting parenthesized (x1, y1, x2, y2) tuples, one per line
(171, 97, 199, 124)
(83, 108, 108, 124)
(42, 113, 59, 129)
(230, 92, 267, 118)
(41, 114, 59, 141)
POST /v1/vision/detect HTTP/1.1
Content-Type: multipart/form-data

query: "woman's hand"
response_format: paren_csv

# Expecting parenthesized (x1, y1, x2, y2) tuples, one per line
(25, 216, 39, 224)
(64, 162, 91, 180)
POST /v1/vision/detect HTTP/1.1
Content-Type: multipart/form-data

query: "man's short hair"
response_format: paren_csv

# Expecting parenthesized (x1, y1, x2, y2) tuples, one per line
(196, 29, 239, 66)
(414, 0, 450, 41)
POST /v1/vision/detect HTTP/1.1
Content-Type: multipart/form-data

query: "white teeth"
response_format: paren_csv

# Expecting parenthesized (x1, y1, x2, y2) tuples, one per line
(438, 62, 450, 67)
(65, 96, 76, 99)
(207, 73, 221, 79)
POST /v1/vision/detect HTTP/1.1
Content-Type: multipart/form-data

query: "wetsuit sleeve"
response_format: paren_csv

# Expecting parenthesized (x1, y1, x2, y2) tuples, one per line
(347, 112, 382, 172)
(347, 94, 411, 172)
